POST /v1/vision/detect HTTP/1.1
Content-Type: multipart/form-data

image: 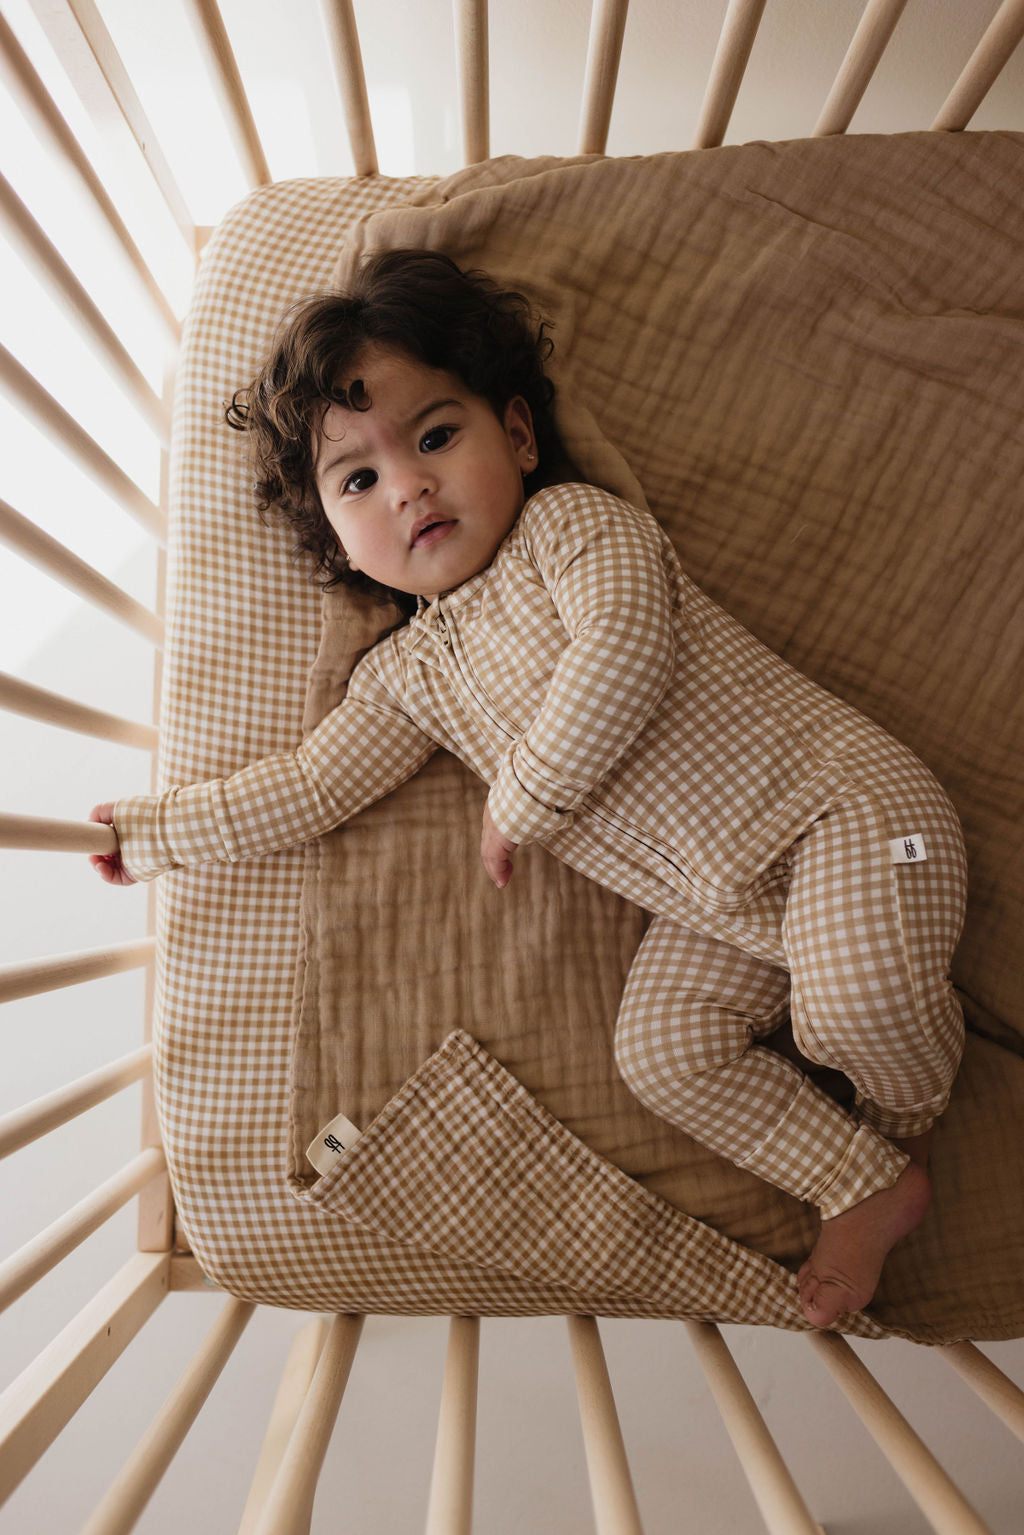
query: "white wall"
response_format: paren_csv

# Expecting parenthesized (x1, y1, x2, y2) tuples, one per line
(2, 0, 1024, 1529)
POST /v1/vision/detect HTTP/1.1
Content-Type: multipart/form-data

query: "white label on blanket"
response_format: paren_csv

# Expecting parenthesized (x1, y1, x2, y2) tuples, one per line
(889, 834, 927, 865)
(306, 1111, 362, 1176)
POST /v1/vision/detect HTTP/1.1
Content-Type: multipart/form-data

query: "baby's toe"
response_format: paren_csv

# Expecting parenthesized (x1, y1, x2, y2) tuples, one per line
(797, 1262, 854, 1328)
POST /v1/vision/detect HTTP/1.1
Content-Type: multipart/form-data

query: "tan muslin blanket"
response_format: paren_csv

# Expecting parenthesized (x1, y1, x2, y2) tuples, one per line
(286, 135, 1024, 1342)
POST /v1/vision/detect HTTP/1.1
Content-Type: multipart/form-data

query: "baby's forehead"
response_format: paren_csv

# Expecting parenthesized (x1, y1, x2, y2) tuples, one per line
(335, 343, 455, 396)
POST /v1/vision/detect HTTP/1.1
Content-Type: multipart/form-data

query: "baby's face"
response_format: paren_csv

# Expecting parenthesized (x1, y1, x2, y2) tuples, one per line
(314, 345, 536, 600)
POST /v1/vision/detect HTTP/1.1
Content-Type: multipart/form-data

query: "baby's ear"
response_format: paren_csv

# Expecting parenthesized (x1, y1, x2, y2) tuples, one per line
(505, 396, 537, 470)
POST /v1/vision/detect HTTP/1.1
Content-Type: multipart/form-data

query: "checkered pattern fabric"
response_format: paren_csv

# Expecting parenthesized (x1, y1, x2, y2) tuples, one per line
(139, 173, 853, 1333)
(120, 480, 966, 1221)
(135, 133, 1024, 1341)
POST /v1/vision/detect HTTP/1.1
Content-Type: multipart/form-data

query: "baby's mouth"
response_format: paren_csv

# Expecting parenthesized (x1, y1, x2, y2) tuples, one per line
(410, 518, 455, 549)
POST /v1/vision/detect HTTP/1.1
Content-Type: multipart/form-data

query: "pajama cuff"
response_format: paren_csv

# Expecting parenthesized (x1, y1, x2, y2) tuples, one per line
(807, 1123, 909, 1220)
(854, 1095, 944, 1140)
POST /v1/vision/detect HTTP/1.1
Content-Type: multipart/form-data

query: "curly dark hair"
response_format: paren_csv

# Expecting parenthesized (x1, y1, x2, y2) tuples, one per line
(225, 248, 573, 611)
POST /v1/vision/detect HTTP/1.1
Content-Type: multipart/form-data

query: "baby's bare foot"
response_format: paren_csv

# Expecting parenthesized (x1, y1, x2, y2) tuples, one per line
(797, 1162, 932, 1328)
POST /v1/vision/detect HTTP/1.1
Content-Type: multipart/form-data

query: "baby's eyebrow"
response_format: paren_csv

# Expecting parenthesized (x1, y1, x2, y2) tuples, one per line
(315, 396, 464, 481)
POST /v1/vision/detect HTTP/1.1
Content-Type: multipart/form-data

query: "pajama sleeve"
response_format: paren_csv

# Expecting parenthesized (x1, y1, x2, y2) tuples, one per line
(113, 660, 438, 881)
(487, 487, 677, 844)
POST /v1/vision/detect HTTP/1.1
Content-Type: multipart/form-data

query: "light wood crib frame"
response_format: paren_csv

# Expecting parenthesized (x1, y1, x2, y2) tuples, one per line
(2, 1, 1024, 1530)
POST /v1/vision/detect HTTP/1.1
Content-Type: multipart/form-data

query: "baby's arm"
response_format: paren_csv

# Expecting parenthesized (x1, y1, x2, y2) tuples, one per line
(91, 667, 437, 884)
(487, 487, 677, 853)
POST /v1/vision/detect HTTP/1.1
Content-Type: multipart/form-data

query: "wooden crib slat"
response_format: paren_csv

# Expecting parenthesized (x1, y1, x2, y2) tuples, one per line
(0, 1252, 169, 1506)
(0, 345, 165, 543)
(578, 0, 630, 156)
(426, 1315, 480, 1535)
(0, 812, 118, 855)
(683, 1322, 822, 1535)
(931, 0, 1024, 131)
(79, 1296, 255, 1535)
(30, 0, 196, 249)
(0, 937, 155, 1005)
(0, 498, 164, 645)
(0, 173, 169, 445)
(812, 0, 911, 137)
(692, 0, 768, 149)
(250, 1314, 365, 1535)
(0, 11, 179, 342)
(454, 0, 490, 165)
(0, 1146, 165, 1314)
(806, 1332, 995, 1535)
(0, 1045, 152, 1161)
(566, 1316, 644, 1535)
(941, 1342, 1024, 1446)
(180, 0, 270, 189)
(134, 537, 167, 1259)
(317, 0, 379, 177)
(0, 671, 158, 752)
(238, 1318, 332, 1535)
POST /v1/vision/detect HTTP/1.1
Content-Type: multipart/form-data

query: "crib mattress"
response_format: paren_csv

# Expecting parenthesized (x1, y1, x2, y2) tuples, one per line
(156, 134, 1024, 1340)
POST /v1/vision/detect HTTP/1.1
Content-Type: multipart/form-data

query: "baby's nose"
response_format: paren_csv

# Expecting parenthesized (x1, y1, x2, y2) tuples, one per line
(392, 467, 436, 507)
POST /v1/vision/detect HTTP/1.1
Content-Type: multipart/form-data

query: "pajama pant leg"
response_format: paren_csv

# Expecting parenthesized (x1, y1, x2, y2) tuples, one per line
(613, 918, 908, 1218)
(783, 771, 967, 1139)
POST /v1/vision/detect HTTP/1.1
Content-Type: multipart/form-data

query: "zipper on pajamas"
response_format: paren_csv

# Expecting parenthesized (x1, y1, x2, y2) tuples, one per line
(433, 603, 520, 742)
(584, 802, 740, 909)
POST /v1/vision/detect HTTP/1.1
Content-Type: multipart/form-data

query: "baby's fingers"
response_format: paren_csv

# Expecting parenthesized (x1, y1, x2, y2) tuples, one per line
(88, 804, 136, 885)
(480, 807, 517, 889)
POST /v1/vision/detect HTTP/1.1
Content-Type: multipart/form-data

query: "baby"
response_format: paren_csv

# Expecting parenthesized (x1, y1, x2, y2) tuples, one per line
(91, 248, 967, 1328)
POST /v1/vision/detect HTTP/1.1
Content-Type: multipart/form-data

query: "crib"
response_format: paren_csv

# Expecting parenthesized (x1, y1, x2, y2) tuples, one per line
(2, 1, 1024, 1531)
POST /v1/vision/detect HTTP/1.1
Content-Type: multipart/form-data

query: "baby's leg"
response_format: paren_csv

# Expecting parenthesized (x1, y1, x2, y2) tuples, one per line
(783, 775, 967, 1325)
(613, 917, 908, 1228)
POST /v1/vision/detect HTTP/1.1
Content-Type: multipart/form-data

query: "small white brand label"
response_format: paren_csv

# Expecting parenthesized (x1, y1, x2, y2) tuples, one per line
(889, 834, 927, 865)
(306, 1111, 362, 1176)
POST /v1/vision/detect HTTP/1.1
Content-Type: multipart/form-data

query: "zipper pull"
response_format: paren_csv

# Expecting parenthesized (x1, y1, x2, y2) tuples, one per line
(436, 608, 451, 648)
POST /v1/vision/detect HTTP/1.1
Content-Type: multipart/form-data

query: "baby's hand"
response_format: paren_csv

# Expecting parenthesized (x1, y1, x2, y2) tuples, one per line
(480, 803, 518, 889)
(88, 803, 136, 886)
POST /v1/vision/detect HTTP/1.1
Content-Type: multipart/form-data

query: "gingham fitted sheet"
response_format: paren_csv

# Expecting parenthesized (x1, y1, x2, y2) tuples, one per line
(159, 173, 824, 1333)
(157, 138, 1024, 1340)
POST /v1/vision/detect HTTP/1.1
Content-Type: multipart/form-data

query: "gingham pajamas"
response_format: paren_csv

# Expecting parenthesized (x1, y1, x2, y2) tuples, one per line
(117, 484, 966, 1218)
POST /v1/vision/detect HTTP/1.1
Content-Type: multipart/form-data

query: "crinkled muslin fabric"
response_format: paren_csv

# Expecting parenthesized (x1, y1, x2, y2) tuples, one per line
(154, 135, 1024, 1341)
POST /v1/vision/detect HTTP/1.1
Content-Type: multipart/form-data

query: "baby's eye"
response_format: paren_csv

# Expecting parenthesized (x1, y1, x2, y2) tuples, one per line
(342, 468, 377, 494)
(420, 425, 455, 453)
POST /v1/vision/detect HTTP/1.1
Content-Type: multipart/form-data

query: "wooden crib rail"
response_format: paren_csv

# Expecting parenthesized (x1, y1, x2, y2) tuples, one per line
(426, 1316, 481, 1535)
(0, 499, 164, 646)
(244, 1315, 366, 1535)
(0, 1254, 170, 1508)
(0, 1045, 152, 1162)
(4, 1297, 1024, 1530)
(0, 674, 158, 751)
(0, 345, 165, 543)
(180, 0, 270, 189)
(15, 0, 1021, 240)
(933, 0, 1024, 131)
(0, 10, 181, 338)
(0, 176, 169, 444)
(2, 2, 1024, 1530)
(318, 0, 379, 176)
(80, 1296, 257, 1535)
(39, 0, 196, 250)
(454, 0, 490, 166)
(0, 812, 118, 856)
(812, 0, 911, 137)
(578, 0, 631, 156)
(0, 935, 153, 1005)
(0, 1147, 166, 1316)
